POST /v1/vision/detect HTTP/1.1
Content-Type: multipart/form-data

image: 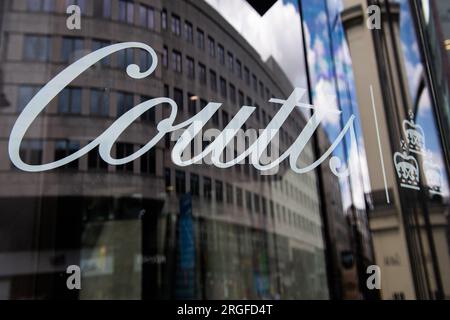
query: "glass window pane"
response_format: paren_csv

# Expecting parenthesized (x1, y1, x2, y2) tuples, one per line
(58, 88, 70, 113)
(12, 0, 450, 302)
(18, 86, 37, 112)
(71, 88, 81, 114)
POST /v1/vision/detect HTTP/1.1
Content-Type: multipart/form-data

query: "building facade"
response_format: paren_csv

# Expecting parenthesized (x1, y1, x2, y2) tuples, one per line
(2, 0, 447, 301)
(340, 0, 450, 299)
(0, 0, 336, 300)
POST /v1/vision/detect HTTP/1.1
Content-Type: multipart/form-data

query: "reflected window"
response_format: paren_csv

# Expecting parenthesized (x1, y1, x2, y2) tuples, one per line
(65, 0, 87, 14)
(94, 0, 112, 19)
(27, 0, 54, 12)
(203, 177, 212, 200)
(54, 140, 80, 170)
(171, 14, 181, 36)
(18, 85, 39, 112)
(162, 46, 168, 68)
(165, 168, 172, 188)
(220, 77, 227, 98)
(215, 180, 223, 203)
(119, 0, 134, 24)
(210, 70, 217, 92)
(186, 56, 195, 79)
(116, 91, 134, 117)
(227, 52, 234, 71)
(116, 143, 134, 173)
(226, 183, 233, 205)
(259, 81, 264, 99)
(200, 99, 207, 111)
(188, 93, 197, 115)
(185, 21, 194, 43)
(212, 110, 219, 126)
(174, 88, 183, 111)
(140, 95, 155, 122)
(161, 9, 167, 30)
(88, 145, 108, 171)
(140, 50, 151, 70)
(58, 87, 82, 114)
(61, 37, 84, 63)
(172, 50, 182, 73)
(218, 44, 225, 65)
(236, 59, 242, 79)
(236, 187, 243, 207)
(139, 4, 155, 29)
(164, 84, 170, 98)
(245, 191, 252, 211)
(176, 170, 186, 195)
(90, 89, 109, 117)
(92, 39, 111, 66)
(140, 148, 156, 175)
(18, 140, 44, 166)
(246, 96, 252, 107)
(190, 173, 200, 197)
(199, 63, 207, 84)
(229, 84, 236, 104)
(23, 35, 51, 62)
(117, 48, 134, 69)
(208, 36, 215, 57)
(238, 90, 244, 106)
(244, 66, 250, 85)
(254, 194, 260, 213)
(197, 28, 205, 50)
(222, 111, 229, 128)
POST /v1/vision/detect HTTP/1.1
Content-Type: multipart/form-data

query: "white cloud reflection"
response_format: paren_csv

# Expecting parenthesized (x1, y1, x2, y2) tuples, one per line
(204, 0, 307, 88)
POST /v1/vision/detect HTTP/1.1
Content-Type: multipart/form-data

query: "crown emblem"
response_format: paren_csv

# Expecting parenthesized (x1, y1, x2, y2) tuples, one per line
(424, 153, 443, 195)
(394, 145, 420, 190)
(403, 111, 425, 154)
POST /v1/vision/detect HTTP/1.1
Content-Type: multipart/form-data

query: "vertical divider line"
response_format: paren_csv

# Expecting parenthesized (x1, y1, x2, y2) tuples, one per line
(370, 85, 390, 204)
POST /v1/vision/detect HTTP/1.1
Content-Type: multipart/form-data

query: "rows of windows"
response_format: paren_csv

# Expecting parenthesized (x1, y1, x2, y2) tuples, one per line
(16, 11, 315, 192)
(16, 139, 156, 174)
(26, 0, 155, 30)
(21, 31, 298, 144)
(18, 85, 156, 121)
(20, 34, 271, 124)
(162, 49, 280, 126)
(16, 80, 315, 185)
(16, 81, 282, 130)
(162, 43, 273, 103)
(22, 2, 303, 139)
(22, 34, 154, 71)
(162, 12, 272, 100)
(14, 136, 318, 220)
(164, 167, 320, 234)
(27, 0, 89, 14)
(160, 87, 313, 182)
(159, 12, 303, 147)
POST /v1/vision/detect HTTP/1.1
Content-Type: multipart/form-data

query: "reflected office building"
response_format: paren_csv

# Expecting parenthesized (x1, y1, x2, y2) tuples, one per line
(3, 0, 448, 301)
(339, 0, 450, 299)
(0, 0, 338, 299)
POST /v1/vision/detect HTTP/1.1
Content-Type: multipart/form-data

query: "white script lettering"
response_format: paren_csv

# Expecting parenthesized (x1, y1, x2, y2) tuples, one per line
(8, 42, 356, 177)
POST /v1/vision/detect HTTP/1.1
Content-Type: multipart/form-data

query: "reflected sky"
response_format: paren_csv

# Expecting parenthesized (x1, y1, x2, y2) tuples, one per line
(204, 0, 307, 89)
(395, 0, 423, 100)
(301, 0, 370, 212)
(203, 0, 448, 207)
(206, 0, 371, 212)
(395, 0, 450, 198)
